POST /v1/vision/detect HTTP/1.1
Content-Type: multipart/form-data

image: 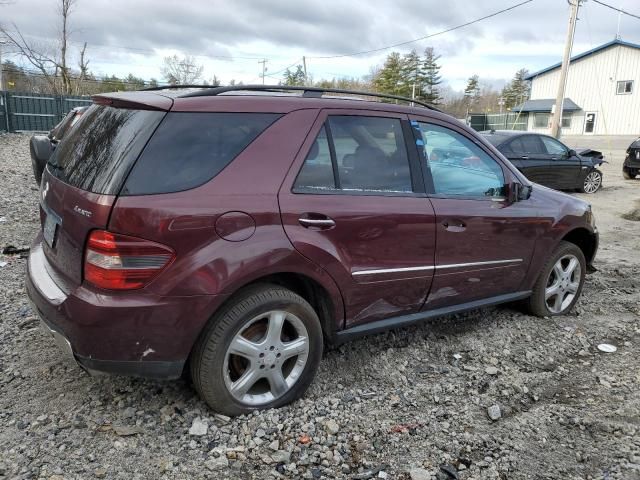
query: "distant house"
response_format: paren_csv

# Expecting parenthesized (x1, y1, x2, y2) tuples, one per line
(515, 39, 640, 135)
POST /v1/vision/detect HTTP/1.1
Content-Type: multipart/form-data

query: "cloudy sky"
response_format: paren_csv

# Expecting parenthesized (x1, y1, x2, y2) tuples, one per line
(1, 0, 639, 90)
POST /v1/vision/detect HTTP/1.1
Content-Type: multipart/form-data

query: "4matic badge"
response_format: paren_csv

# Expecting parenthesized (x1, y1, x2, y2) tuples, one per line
(73, 205, 92, 218)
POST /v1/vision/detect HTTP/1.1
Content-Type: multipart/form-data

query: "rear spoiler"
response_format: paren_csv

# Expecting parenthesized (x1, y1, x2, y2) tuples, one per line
(91, 91, 173, 111)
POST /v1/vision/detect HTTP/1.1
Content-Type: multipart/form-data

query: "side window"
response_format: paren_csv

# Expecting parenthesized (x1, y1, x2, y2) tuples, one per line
(508, 138, 524, 154)
(540, 136, 568, 156)
(329, 116, 412, 192)
(294, 116, 413, 194)
(293, 126, 335, 191)
(124, 112, 281, 195)
(418, 123, 505, 197)
(520, 135, 544, 154)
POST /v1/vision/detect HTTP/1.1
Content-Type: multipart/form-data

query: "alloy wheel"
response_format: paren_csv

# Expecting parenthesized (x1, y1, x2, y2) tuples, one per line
(583, 171, 602, 193)
(545, 254, 581, 314)
(223, 310, 309, 406)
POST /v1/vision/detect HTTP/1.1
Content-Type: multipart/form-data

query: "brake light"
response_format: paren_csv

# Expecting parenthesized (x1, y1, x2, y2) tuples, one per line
(84, 230, 175, 290)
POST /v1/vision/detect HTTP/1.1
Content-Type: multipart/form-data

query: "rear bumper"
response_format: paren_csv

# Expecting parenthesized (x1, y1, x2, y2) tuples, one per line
(26, 236, 227, 379)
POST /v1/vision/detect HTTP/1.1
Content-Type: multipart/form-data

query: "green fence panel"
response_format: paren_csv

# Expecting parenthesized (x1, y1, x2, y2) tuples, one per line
(0, 90, 93, 132)
(0, 92, 7, 132)
(469, 113, 528, 132)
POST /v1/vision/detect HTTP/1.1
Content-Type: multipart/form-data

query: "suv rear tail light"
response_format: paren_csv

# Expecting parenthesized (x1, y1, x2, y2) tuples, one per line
(84, 230, 175, 290)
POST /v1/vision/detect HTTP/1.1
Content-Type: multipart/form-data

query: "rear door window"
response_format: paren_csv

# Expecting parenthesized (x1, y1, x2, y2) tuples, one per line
(48, 105, 165, 194)
(520, 135, 545, 154)
(122, 112, 281, 195)
(293, 115, 413, 194)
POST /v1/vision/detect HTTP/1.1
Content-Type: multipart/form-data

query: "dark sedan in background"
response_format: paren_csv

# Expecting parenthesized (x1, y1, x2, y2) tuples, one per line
(481, 130, 605, 194)
(623, 137, 640, 179)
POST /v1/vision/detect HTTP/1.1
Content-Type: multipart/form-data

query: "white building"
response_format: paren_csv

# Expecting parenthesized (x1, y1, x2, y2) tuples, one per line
(515, 39, 640, 135)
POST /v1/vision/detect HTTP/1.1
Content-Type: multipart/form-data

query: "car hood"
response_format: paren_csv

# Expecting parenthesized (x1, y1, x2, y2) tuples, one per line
(575, 148, 604, 165)
(531, 182, 591, 215)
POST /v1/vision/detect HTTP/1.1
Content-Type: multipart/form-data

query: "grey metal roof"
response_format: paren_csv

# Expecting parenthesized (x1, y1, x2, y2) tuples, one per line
(511, 98, 581, 113)
(525, 39, 640, 80)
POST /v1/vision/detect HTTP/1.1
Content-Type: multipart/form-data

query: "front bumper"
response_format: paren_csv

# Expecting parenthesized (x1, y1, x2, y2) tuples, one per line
(26, 236, 226, 379)
(624, 150, 640, 169)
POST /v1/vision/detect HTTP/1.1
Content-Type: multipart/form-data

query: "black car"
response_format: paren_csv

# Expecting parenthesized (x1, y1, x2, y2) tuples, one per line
(481, 130, 604, 194)
(29, 106, 88, 184)
(623, 137, 640, 179)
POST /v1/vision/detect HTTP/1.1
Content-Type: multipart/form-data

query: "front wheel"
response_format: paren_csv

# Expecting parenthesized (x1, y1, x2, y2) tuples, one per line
(623, 168, 637, 180)
(526, 241, 586, 317)
(190, 284, 323, 416)
(581, 169, 602, 193)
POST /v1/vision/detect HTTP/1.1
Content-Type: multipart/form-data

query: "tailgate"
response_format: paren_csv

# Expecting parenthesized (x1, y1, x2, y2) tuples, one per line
(39, 170, 116, 285)
(39, 100, 167, 287)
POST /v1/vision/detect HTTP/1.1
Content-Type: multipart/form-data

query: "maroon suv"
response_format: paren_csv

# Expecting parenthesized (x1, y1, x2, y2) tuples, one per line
(26, 85, 598, 415)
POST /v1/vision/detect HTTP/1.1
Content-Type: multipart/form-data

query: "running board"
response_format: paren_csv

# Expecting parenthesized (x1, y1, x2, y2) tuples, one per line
(333, 291, 531, 344)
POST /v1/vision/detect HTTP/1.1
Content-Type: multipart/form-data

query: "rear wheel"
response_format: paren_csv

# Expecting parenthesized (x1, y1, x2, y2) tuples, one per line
(526, 241, 586, 317)
(190, 284, 323, 416)
(581, 169, 602, 193)
(623, 168, 637, 180)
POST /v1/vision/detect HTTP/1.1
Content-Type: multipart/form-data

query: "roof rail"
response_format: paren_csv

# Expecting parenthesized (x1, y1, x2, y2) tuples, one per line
(178, 84, 440, 111)
(140, 84, 220, 91)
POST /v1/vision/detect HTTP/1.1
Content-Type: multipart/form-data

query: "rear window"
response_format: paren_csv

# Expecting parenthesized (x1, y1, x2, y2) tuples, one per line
(48, 105, 165, 194)
(121, 112, 281, 195)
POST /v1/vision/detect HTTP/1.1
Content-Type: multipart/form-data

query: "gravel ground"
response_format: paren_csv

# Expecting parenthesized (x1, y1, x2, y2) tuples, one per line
(1, 133, 639, 480)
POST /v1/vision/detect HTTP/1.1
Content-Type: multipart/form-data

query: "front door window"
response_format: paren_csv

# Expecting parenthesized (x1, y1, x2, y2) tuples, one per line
(417, 123, 505, 197)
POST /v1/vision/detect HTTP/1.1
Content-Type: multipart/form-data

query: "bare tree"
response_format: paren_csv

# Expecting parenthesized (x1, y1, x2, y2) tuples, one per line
(161, 54, 204, 85)
(0, 0, 82, 94)
(58, 0, 75, 94)
(76, 41, 88, 94)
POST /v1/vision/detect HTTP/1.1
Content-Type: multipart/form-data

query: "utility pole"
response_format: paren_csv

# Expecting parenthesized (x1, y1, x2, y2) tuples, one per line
(411, 57, 419, 106)
(551, 0, 581, 139)
(302, 56, 307, 85)
(258, 59, 268, 85)
(0, 41, 4, 91)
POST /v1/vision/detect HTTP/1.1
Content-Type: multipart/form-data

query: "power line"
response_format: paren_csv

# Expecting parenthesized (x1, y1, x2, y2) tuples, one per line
(267, 58, 304, 77)
(307, 0, 534, 59)
(590, 0, 640, 21)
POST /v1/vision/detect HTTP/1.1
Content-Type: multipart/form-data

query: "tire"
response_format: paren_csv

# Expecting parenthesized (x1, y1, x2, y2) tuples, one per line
(190, 284, 323, 416)
(623, 168, 637, 180)
(525, 241, 586, 317)
(580, 169, 602, 193)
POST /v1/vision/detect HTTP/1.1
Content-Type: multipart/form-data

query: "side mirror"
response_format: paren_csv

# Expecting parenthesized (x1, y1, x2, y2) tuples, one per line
(519, 184, 532, 201)
(567, 149, 577, 157)
(506, 183, 532, 203)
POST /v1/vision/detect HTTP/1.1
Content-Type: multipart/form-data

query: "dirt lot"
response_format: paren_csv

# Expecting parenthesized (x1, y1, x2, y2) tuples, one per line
(0, 133, 639, 480)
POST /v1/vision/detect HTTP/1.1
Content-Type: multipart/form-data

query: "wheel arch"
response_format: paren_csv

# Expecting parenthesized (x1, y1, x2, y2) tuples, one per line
(561, 227, 598, 266)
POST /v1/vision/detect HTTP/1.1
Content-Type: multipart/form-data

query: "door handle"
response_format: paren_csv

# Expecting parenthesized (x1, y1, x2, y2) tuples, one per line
(298, 216, 336, 229)
(441, 219, 466, 232)
(520, 155, 529, 159)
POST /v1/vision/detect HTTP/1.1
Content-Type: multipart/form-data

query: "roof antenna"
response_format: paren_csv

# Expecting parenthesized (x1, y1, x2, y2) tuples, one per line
(616, 6, 622, 40)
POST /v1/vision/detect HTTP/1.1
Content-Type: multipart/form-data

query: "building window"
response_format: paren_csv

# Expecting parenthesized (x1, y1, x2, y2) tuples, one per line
(616, 80, 633, 95)
(534, 112, 572, 128)
(534, 112, 549, 128)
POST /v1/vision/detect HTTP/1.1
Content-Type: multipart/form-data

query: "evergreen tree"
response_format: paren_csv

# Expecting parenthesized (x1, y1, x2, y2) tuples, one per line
(372, 52, 404, 97)
(421, 47, 442, 105)
(463, 75, 480, 113)
(400, 50, 421, 99)
(502, 68, 530, 109)
(283, 65, 306, 86)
